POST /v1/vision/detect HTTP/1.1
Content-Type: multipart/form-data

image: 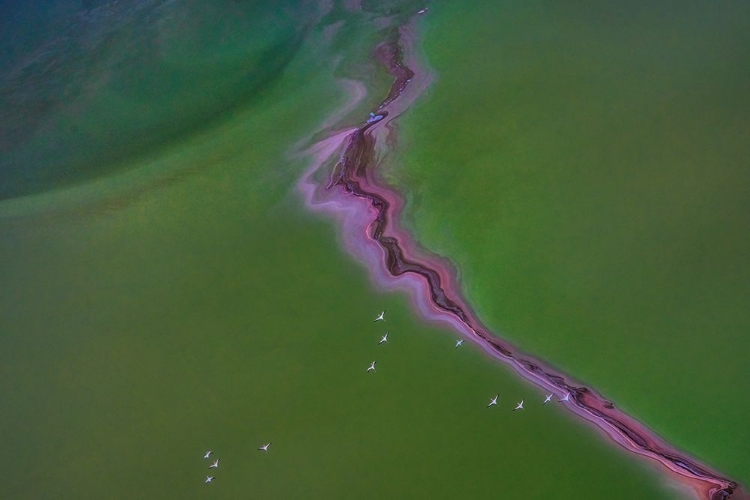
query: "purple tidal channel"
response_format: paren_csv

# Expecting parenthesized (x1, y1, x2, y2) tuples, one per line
(297, 10, 746, 500)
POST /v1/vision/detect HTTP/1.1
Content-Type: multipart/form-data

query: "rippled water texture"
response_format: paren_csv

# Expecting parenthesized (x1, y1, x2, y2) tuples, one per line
(0, 0, 321, 199)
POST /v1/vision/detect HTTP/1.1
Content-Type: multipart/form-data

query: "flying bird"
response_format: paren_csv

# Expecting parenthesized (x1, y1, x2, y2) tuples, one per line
(514, 400, 525, 411)
(455, 339, 464, 348)
(367, 361, 377, 372)
(559, 393, 570, 403)
(374, 311, 386, 322)
(205, 476, 214, 484)
(379, 333, 388, 344)
(209, 459, 220, 469)
(543, 394, 553, 405)
(487, 395, 499, 407)
(259, 443, 271, 451)
(203, 451, 212, 459)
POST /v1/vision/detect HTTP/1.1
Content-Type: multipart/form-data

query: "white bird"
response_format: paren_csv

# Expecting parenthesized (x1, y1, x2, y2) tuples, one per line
(379, 333, 388, 344)
(543, 394, 553, 405)
(514, 400, 525, 411)
(205, 476, 214, 484)
(559, 393, 570, 403)
(209, 459, 220, 469)
(487, 395, 499, 407)
(203, 451, 212, 459)
(259, 443, 271, 451)
(455, 339, 464, 348)
(367, 361, 377, 372)
(374, 311, 386, 322)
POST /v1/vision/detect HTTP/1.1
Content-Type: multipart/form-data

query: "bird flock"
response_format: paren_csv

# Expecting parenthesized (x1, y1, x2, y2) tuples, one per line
(202, 442, 271, 485)
(369, 310, 572, 411)
(202, 309, 572, 485)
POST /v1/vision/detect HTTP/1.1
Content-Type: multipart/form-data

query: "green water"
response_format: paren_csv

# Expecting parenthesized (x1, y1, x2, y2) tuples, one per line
(0, 1, 735, 498)
(0, 167, 682, 499)
(393, 0, 750, 486)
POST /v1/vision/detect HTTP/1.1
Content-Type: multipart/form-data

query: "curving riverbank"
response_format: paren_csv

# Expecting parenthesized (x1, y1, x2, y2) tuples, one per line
(298, 10, 747, 500)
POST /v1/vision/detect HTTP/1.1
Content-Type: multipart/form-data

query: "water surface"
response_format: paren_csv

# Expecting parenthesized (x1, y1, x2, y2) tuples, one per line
(392, 0, 750, 486)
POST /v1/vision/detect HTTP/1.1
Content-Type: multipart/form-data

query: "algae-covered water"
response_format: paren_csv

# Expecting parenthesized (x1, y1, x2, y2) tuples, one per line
(393, 0, 750, 488)
(0, 1, 745, 499)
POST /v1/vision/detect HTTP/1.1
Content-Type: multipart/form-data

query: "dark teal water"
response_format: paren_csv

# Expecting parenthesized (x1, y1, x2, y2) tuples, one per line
(0, 0, 321, 199)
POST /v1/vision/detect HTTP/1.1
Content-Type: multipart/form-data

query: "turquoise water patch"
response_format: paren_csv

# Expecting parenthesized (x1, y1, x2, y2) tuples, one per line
(0, 0, 320, 200)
